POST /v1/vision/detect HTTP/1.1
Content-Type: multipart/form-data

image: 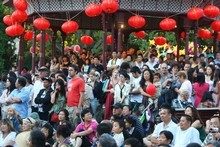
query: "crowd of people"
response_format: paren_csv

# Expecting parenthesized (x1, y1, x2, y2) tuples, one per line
(0, 45, 220, 147)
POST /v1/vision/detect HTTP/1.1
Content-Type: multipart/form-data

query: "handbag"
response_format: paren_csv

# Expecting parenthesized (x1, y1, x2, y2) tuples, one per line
(51, 113, 59, 122)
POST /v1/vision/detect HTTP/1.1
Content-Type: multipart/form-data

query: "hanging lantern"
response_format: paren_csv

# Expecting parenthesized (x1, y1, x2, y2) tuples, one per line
(198, 29, 212, 39)
(154, 36, 167, 46)
(204, 5, 220, 18)
(5, 23, 24, 37)
(85, 4, 102, 17)
(211, 20, 220, 32)
(159, 18, 176, 31)
(12, 10, 28, 23)
(36, 33, 50, 42)
(101, 0, 119, 14)
(128, 15, 146, 28)
(61, 20, 79, 34)
(13, 0, 27, 11)
(81, 35, 93, 45)
(187, 7, 203, 20)
(24, 30, 33, 40)
(33, 18, 50, 30)
(64, 46, 70, 52)
(30, 47, 40, 54)
(5, 26, 15, 37)
(3, 15, 15, 26)
(73, 45, 81, 52)
(133, 31, 146, 38)
(180, 32, 186, 38)
(106, 35, 112, 45)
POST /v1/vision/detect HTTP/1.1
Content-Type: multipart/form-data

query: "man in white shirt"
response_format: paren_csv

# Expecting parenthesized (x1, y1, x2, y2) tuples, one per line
(174, 114, 202, 147)
(146, 54, 158, 71)
(107, 51, 122, 71)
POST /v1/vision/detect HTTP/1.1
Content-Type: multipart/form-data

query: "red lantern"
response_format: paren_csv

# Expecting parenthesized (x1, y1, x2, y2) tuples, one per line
(3, 15, 15, 26)
(5, 23, 24, 37)
(204, 5, 220, 18)
(85, 4, 102, 17)
(13, 0, 27, 11)
(128, 15, 146, 29)
(73, 45, 81, 52)
(159, 18, 176, 31)
(198, 29, 212, 39)
(101, 0, 119, 14)
(61, 20, 79, 34)
(211, 20, 220, 32)
(30, 47, 40, 54)
(64, 46, 70, 52)
(187, 7, 203, 20)
(33, 18, 50, 30)
(36, 33, 50, 42)
(106, 35, 112, 45)
(12, 10, 28, 23)
(24, 30, 33, 41)
(133, 31, 146, 38)
(145, 84, 156, 96)
(154, 36, 167, 46)
(81, 35, 93, 45)
(180, 32, 186, 38)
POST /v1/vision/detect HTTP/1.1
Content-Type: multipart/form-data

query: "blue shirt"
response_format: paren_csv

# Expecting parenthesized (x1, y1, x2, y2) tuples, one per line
(8, 87, 29, 118)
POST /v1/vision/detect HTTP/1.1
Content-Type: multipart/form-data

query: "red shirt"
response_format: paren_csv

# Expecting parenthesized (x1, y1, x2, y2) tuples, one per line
(67, 77, 85, 107)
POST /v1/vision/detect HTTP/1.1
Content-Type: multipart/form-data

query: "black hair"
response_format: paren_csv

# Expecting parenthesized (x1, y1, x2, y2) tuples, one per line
(124, 138, 142, 147)
(30, 129, 46, 147)
(206, 65, 215, 81)
(181, 114, 193, 124)
(160, 103, 172, 115)
(130, 66, 141, 74)
(196, 72, 205, 86)
(187, 68, 198, 83)
(124, 115, 136, 127)
(186, 143, 201, 147)
(113, 119, 125, 130)
(158, 144, 171, 147)
(59, 109, 69, 121)
(7, 77, 16, 93)
(69, 64, 79, 73)
(120, 62, 131, 70)
(154, 73, 161, 79)
(201, 91, 213, 102)
(81, 108, 93, 118)
(97, 123, 112, 136)
(139, 69, 153, 88)
(199, 61, 206, 68)
(159, 130, 173, 144)
(54, 79, 66, 97)
(42, 123, 54, 139)
(123, 105, 132, 111)
(8, 71, 17, 80)
(17, 76, 27, 87)
(56, 125, 71, 138)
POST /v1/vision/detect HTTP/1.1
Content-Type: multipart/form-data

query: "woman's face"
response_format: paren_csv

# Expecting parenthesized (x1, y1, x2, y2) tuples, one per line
(55, 82, 61, 91)
(158, 133, 170, 145)
(7, 108, 14, 117)
(144, 70, 150, 81)
(185, 107, 193, 116)
(119, 74, 126, 82)
(1, 122, 9, 133)
(193, 70, 197, 77)
(112, 70, 119, 78)
(41, 127, 49, 138)
(22, 121, 31, 131)
(53, 57, 57, 62)
(124, 120, 132, 129)
(206, 67, 212, 75)
(58, 111, 66, 121)
(6, 79, 11, 88)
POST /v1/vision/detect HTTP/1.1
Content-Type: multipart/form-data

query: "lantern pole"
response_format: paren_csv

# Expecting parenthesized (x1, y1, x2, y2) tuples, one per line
(184, 27, 190, 62)
(213, 31, 219, 54)
(194, 21, 198, 56)
(102, 13, 107, 70)
(175, 28, 181, 62)
(39, 30, 46, 67)
(31, 28, 37, 74)
(111, 14, 115, 52)
(52, 29, 57, 58)
(61, 32, 66, 56)
(18, 34, 25, 75)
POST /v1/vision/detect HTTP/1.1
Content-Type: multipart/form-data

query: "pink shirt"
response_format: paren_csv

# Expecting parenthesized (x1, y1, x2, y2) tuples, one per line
(193, 82, 209, 107)
(74, 120, 98, 143)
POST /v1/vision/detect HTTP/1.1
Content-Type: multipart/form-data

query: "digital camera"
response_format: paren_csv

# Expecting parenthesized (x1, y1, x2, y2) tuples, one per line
(209, 127, 219, 133)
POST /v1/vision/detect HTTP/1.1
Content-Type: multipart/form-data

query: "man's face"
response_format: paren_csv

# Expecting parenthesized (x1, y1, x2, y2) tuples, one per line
(179, 116, 191, 130)
(159, 109, 171, 123)
(122, 106, 131, 116)
(68, 67, 76, 78)
(39, 70, 47, 78)
(43, 80, 51, 88)
(160, 63, 168, 74)
(112, 52, 117, 58)
(137, 55, 143, 62)
(210, 117, 220, 129)
(94, 58, 99, 65)
(113, 108, 122, 115)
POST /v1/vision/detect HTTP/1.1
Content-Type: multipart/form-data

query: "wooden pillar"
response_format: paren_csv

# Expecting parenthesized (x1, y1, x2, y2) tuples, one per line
(175, 30, 181, 62)
(111, 14, 115, 52)
(18, 35, 24, 74)
(117, 28, 122, 52)
(61, 33, 66, 56)
(31, 28, 37, 74)
(52, 30, 57, 58)
(39, 30, 46, 67)
(213, 31, 219, 54)
(185, 28, 190, 62)
(194, 22, 198, 56)
(102, 13, 107, 69)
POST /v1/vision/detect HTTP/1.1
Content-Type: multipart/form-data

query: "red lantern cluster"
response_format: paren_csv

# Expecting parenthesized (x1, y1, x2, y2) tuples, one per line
(13, 0, 28, 11)
(133, 31, 146, 38)
(128, 15, 146, 29)
(61, 20, 79, 34)
(106, 35, 112, 45)
(30, 47, 40, 54)
(36, 33, 50, 42)
(204, 5, 220, 18)
(154, 36, 167, 46)
(211, 20, 220, 32)
(3, 15, 15, 26)
(85, 4, 102, 17)
(187, 7, 203, 20)
(33, 18, 50, 30)
(5, 23, 24, 37)
(81, 35, 93, 45)
(198, 29, 212, 39)
(24, 30, 33, 40)
(101, 0, 119, 14)
(12, 10, 27, 23)
(159, 18, 176, 31)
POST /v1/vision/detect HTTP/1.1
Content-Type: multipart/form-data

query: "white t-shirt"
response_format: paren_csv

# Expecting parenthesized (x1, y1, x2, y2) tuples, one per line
(174, 126, 202, 147)
(146, 60, 157, 71)
(178, 80, 192, 102)
(31, 80, 44, 107)
(113, 132, 124, 147)
(0, 131, 16, 147)
(107, 58, 122, 68)
(114, 83, 130, 105)
(130, 76, 143, 103)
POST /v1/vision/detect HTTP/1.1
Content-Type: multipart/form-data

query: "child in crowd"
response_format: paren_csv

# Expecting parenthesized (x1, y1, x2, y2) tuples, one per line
(81, 58, 90, 74)
(199, 91, 215, 108)
(173, 90, 192, 109)
(151, 73, 161, 108)
(112, 119, 125, 147)
(6, 106, 21, 133)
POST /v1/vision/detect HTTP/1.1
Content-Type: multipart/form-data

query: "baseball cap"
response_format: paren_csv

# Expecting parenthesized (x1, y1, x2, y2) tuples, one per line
(112, 103, 123, 109)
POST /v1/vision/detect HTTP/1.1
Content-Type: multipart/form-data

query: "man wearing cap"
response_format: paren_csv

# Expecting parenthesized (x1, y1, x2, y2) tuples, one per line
(6, 76, 29, 119)
(67, 64, 85, 128)
(34, 77, 53, 121)
(31, 66, 49, 112)
(112, 103, 123, 119)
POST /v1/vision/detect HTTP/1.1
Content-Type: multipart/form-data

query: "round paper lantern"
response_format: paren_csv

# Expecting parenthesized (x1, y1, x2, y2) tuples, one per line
(64, 46, 70, 52)
(145, 84, 156, 96)
(106, 35, 112, 45)
(61, 20, 79, 34)
(204, 5, 220, 18)
(5, 23, 24, 37)
(101, 0, 119, 14)
(30, 47, 40, 54)
(12, 10, 28, 23)
(13, 0, 27, 11)
(33, 18, 50, 30)
(5, 26, 15, 37)
(85, 4, 102, 17)
(211, 20, 220, 32)
(128, 15, 146, 28)
(159, 18, 176, 31)
(73, 45, 80, 52)
(3, 15, 15, 26)
(36, 33, 50, 42)
(24, 30, 33, 41)
(180, 32, 186, 38)
(154, 36, 167, 46)
(81, 35, 93, 45)
(133, 31, 146, 38)
(198, 29, 212, 39)
(187, 7, 203, 20)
